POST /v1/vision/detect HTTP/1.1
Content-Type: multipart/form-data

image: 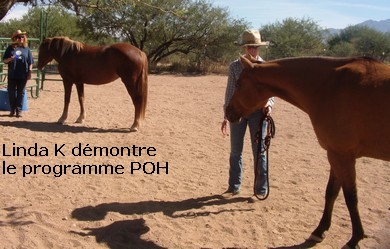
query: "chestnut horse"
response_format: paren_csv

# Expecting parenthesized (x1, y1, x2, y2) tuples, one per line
(37, 36, 148, 132)
(226, 56, 390, 248)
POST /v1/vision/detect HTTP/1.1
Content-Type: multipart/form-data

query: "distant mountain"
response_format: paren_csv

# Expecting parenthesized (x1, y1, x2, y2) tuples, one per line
(356, 19, 390, 33)
(321, 19, 389, 40)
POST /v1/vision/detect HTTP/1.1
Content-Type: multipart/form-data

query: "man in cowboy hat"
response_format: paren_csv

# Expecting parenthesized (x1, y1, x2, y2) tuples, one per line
(2, 30, 33, 117)
(221, 29, 274, 199)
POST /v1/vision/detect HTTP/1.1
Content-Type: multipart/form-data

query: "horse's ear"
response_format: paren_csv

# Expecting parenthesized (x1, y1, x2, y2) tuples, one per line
(240, 55, 255, 69)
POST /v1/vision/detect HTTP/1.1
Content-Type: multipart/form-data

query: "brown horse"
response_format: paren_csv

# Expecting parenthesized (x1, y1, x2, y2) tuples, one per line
(37, 36, 148, 132)
(226, 56, 390, 248)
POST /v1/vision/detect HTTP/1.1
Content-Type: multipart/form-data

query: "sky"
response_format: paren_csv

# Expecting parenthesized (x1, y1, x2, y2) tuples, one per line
(2, 0, 390, 29)
(213, 0, 390, 29)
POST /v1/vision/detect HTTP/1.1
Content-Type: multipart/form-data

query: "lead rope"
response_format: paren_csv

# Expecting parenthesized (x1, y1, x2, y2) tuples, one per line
(254, 113, 275, 200)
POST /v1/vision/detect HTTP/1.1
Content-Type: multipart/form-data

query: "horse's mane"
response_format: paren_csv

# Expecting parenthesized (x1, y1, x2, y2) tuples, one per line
(46, 36, 84, 57)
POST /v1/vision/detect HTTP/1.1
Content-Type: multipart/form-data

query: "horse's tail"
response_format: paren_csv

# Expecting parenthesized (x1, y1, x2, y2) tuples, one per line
(137, 51, 148, 120)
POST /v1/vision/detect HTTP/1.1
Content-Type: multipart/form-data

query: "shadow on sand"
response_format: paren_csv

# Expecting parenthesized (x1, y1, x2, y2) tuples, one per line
(0, 120, 132, 133)
(71, 194, 252, 249)
(268, 239, 319, 249)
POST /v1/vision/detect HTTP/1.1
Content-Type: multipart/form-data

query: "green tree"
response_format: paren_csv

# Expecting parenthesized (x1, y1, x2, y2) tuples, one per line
(1, 1, 249, 72)
(1, 0, 120, 20)
(327, 25, 390, 61)
(77, 0, 248, 66)
(0, 6, 82, 40)
(260, 17, 325, 59)
(326, 41, 356, 57)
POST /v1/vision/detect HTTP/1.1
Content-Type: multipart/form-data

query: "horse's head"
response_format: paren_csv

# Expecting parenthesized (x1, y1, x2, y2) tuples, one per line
(226, 56, 270, 122)
(37, 38, 54, 70)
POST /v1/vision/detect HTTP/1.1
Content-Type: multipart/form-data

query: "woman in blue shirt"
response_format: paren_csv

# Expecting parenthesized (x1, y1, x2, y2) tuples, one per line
(2, 30, 34, 117)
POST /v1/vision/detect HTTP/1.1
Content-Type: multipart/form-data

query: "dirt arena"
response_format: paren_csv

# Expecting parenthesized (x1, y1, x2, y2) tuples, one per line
(0, 74, 389, 248)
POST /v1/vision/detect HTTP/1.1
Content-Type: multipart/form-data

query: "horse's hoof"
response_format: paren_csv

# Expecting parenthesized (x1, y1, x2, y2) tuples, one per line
(130, 127, 138, 132)
(130, 124, 139, 132)
(309, 233, 325, 242)
(75, 119, 84, 124)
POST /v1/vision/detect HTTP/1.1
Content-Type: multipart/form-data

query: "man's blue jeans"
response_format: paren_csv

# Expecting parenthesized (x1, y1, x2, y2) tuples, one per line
(228, 109, 268, 194)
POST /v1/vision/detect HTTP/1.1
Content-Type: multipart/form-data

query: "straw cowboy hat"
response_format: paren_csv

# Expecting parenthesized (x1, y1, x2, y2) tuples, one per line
(11, 30, 27, 40)
(236, 30, 269, 46)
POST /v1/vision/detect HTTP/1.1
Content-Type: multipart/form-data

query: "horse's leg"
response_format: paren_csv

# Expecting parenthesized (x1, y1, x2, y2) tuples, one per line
(58, 80, 73, 124)
(311, 150, 364, 248)
(337, 158, 365, 248)
(129, 91, 142, 132)
(122, 78, 141, 132)
(310, 162, 341, 242)
(75, 83, 85, 123)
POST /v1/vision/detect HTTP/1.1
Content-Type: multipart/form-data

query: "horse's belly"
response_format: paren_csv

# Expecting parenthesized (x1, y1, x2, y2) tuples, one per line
(80, 71, 119, 84)
(357, 116, 390, 160)
(358, 138, 390, 161)
(313, 118, 390, 161)
(59, 66, 119, 84)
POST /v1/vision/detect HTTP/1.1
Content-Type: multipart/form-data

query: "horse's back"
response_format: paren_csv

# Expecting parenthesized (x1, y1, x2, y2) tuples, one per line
(104, 43, 146, 75)
(334, 58, 390, 120)
(335, 57, 390, 87)
(108, 43, 145, 62)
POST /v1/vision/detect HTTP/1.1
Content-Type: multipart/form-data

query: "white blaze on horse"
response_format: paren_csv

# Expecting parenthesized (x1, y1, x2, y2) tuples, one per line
(226, 56, 390, 249)
(37, 37, 148, 132)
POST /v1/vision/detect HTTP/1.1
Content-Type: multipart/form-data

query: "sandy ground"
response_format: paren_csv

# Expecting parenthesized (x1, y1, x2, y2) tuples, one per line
(0, 74, 389, 249)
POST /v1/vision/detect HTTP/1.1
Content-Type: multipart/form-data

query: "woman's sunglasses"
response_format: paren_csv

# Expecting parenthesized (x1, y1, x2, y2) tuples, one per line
(16, 35, 25, 39)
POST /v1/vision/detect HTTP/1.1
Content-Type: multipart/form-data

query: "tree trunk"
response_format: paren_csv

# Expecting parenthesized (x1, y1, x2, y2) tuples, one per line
(0, 0, 30, 21)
